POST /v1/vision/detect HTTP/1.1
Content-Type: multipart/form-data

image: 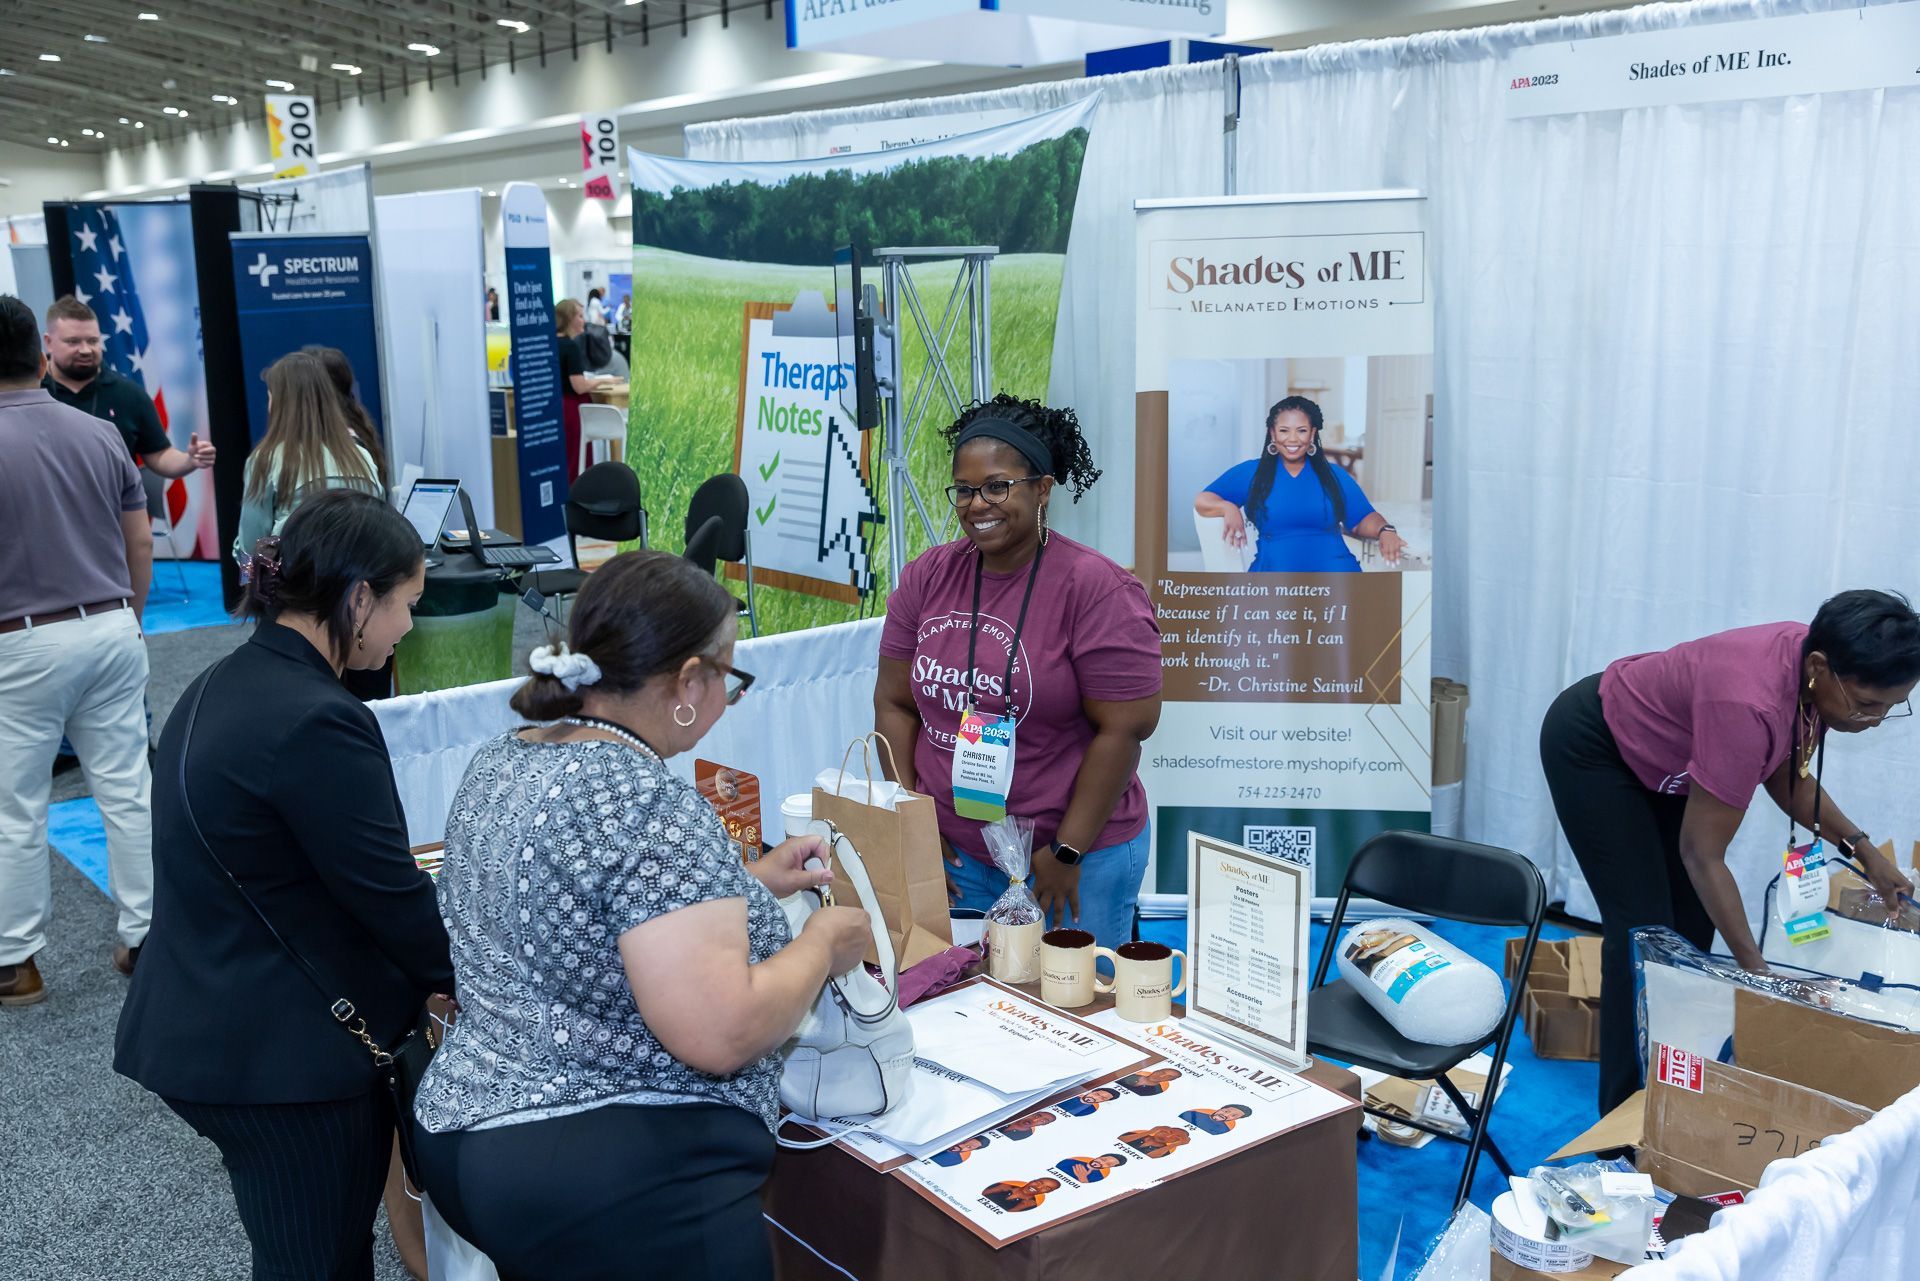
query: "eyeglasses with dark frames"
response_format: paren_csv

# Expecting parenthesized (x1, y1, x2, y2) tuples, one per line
(946, 476, 1043, 508)
(705, 658, 755, 705)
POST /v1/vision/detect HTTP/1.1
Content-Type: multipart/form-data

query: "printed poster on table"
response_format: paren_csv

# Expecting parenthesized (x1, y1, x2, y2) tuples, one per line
(626, 96, 1094, 634)
(59, 201, 217, 558)
(1133, 192, 1436, 896)
(899, 1007, 1356, 1247)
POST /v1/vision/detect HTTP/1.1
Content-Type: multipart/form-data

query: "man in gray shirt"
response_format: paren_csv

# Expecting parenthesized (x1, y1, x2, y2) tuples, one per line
(0, 294, 155, 1007)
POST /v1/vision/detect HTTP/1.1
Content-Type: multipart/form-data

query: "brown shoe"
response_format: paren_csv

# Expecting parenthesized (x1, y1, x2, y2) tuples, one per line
(0, 956, 47, 1007)
(113, 944, 142, 976)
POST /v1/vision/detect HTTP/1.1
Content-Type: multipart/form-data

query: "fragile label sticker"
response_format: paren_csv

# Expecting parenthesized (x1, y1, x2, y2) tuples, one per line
(1656, 1044, 1705, 1093)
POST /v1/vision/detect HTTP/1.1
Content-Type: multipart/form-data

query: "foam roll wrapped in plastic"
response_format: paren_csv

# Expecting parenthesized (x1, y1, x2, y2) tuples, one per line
(1335, 918, 1505, 1046)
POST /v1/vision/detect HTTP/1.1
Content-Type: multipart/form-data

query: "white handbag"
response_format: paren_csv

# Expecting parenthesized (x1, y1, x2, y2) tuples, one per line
(776, 820, 916, 1144)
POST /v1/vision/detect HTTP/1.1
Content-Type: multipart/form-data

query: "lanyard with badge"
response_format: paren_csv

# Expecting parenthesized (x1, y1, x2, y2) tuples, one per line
(951, 541, 1046, 822)
(1777, 718, 1832, 946)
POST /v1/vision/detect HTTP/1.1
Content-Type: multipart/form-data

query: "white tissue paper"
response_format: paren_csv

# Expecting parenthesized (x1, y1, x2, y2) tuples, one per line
(813, 768, 908, 811)
(1336, 918, 1506, 1046)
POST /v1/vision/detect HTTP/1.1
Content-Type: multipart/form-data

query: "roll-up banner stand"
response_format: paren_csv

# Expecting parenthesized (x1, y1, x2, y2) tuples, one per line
(500, 182, 567, 544)
(228, 232, 385, 447)
(1133, 191, 1435, 901)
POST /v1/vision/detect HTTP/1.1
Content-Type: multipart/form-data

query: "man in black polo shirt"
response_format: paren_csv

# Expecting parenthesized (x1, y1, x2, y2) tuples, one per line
(41, 295, 215, 479)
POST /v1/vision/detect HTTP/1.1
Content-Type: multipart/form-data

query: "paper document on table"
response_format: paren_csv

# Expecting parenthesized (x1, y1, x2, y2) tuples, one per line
(907, 977, 1146, 1097)
(894, 1010, 1357, 1248)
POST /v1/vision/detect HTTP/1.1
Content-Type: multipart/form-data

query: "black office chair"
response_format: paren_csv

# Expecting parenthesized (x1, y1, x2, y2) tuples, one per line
(683, 473, 757, 636)
(528, 461, 647, 612)
(1308, 831, 1546, 1210)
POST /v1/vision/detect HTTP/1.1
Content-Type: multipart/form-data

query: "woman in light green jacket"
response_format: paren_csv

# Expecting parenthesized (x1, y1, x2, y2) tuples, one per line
(234, 352, 383, 567)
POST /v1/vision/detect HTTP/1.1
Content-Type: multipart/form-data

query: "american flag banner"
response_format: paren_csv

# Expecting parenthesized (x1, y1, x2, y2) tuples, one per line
(65, 202, 217, 558)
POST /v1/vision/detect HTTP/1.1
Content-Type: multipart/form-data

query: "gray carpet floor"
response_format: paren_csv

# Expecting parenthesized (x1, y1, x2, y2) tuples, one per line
(7, 603, 560, 1280)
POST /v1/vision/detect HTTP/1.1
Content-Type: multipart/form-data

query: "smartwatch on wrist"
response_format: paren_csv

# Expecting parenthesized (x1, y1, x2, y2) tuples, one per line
(1053, 842, 1085, 867)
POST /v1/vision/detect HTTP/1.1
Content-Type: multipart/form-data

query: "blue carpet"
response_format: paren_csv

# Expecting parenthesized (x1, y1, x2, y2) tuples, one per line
(144, 561, 230, 635)
(1139, 914, 1597, 1280)
(48, 797, 112, 896)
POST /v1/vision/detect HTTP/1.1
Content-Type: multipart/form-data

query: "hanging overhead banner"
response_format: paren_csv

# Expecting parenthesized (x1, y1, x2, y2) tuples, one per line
(501, 182, 567, 544)
(265, 95, 319, 179)
(581, 112, 621, 200)
(228, 232, 385, 447)
(1133, 191, 1435, 897)
(1502, 4, 1920, 118)
(787, 0, 1225, 65)
(60, 201, 219, 558)
(626, 96, 1096, 634)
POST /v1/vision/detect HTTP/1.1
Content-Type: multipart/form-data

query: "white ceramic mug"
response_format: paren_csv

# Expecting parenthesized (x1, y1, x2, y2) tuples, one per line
(1040, 928, 1119, 1009)
(1111, 941, 1187, 1022)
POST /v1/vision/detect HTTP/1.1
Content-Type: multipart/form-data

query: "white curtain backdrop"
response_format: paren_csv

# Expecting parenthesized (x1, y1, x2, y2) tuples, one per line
(687, 0, 1920, 919)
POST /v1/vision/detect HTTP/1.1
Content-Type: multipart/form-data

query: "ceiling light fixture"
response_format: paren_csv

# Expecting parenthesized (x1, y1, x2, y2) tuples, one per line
(406, 42, 442, 56)
(39, 53, 61, 62)
(85, 34, 110, 43)
(496, 18, 529, 32)
(177, 108, 189, 117)
(625, 0, 645, 6)
(162, 105, 180, 114)
(486, 190, 498, 197)
(137, 11, 160, 18)
(47, 136, 59, 144)
(0, 69, 13, 77)
(60, 139, 70, 147)
(134, 121, 145, 128)
(331, 62, 363, 75)
(81, 128, 95, 136)
(265, 78, 295, 90)
(212, 94, 238, 104)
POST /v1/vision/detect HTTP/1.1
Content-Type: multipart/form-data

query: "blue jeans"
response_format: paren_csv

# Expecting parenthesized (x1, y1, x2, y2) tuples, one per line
(949, 828, 1150, 953)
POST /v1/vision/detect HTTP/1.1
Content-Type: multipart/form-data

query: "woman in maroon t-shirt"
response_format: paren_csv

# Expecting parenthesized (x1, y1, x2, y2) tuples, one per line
(875, 396, 1163, 949)
(1540, 590, 1920, 1113)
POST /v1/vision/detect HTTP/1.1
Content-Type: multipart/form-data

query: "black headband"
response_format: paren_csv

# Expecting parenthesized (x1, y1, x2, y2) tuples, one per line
(954, 413, 1054, 479)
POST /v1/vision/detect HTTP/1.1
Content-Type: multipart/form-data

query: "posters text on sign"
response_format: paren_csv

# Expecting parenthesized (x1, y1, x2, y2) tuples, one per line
(1185, 834, 1312, 1068)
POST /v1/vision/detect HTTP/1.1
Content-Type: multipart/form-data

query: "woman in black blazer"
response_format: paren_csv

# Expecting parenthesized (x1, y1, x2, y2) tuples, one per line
(116, 489, 452, 1281)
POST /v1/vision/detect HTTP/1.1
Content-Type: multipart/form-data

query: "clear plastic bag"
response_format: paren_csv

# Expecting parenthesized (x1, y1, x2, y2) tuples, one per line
(1523, 1162, 1659, 1266)
(982, 817, 1044, 983)
(1411, 1202, 1490, 1281)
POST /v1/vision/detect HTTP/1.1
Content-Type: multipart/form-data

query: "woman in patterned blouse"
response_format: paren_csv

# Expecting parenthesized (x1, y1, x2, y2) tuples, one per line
(412, 551, 870, 1281)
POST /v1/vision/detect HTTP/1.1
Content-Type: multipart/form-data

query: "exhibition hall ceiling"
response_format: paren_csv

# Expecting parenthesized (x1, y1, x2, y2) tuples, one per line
(0, 0, 753, 151)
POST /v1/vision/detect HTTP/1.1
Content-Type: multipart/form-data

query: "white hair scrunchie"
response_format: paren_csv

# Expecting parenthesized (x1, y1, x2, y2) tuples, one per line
(528, 643, 603, 691)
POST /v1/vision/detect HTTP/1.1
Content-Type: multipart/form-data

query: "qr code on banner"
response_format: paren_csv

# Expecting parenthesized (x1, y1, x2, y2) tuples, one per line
(1244, 825, 1315, 869)
(539, 481, 555, 507)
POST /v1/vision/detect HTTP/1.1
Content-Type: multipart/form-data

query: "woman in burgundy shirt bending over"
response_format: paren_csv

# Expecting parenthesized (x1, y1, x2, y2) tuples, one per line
(875, 395, 1162, 949)
(1541, 590, 1920, 1113)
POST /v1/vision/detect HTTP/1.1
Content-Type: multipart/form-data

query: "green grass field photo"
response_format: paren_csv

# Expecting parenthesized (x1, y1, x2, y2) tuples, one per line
(625, 246, 1067, 636)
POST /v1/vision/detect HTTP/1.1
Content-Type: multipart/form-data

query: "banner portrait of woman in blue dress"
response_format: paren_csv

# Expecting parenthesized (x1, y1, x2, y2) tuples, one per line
(1193, 395, 1406, 572)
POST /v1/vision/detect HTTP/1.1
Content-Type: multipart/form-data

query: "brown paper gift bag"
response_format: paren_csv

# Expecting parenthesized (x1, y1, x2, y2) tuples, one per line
(810, 732, 953, 970)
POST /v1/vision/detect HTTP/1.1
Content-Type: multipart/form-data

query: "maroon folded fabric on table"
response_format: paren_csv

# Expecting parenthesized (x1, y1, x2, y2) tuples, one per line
(897, 945, 982, 1008)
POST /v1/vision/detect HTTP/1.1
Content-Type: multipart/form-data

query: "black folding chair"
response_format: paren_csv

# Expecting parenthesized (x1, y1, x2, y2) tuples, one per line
(1308, 831, 1546, 1210)
(683, 473, 757, 636)
(528, 461, 646, 613)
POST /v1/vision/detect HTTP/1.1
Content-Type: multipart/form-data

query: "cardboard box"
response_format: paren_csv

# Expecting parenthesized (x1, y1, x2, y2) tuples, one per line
(1732, 987, 1920, 1112)
(1505, 935, 1602, 1061)
(1552, 1050, 1872, 1197)
(1490, 1252, 1629, 1280)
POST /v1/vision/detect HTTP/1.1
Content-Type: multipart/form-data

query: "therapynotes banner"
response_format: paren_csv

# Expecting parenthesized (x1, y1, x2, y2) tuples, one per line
(626, 96, 1095, 634)
(1133, 192, 1436, 896)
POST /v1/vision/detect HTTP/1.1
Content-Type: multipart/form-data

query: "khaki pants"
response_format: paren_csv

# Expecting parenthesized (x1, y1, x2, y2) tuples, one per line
(0, 607, 153, 964)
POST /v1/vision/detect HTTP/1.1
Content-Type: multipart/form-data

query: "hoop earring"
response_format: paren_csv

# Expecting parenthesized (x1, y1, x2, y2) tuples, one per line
(673, 703, 696, 728)
(1265, 441, 1280, 456)
(1040, 504, 1051, 547)
(1307, 442, 1318, 457)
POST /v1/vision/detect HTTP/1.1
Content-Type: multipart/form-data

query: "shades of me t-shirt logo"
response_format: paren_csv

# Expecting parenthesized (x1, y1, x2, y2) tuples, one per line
(913, 609, 1033, 751)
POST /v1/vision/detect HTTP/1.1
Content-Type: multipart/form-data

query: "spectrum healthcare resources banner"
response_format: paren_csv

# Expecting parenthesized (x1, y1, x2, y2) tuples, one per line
(627, 96, 1095, 634)
(229, 233, 384, 447)
(502, 182, 567, 545)
(1133, 193, 1435, 895)
(63, 201, 217, 559)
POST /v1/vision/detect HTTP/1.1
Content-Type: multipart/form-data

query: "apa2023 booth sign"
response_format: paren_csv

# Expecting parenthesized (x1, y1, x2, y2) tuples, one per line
(625, 96, 1096, 635)
(1134, 193, 1435, 897)
(229, 233, 385, 448)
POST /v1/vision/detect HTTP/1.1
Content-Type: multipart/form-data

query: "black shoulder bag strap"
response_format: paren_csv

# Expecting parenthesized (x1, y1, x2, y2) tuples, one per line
(177, 659, 436, 1185)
